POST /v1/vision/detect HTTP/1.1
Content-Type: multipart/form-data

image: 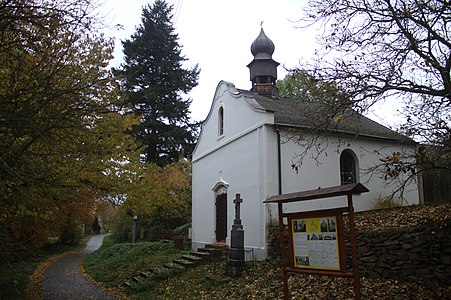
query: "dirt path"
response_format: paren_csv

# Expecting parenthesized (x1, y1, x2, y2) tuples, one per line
(39, 234, 117, 300)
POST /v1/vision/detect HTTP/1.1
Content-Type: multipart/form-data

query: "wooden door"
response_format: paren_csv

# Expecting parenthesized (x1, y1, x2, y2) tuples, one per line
(215, 193, 227, 242)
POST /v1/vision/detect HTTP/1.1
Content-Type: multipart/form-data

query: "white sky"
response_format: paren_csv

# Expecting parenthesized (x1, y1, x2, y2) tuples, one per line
(99, 0, 400, 128)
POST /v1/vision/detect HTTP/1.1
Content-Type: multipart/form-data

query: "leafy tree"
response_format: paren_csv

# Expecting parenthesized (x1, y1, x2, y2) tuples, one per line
(116, 0, 200, 166)
(293, 0, 450, 183)
(278, 70, 325, 101)
(110, 160, 192, 241)
(0, 0, 139, 259)
(276, 71, 359, 167)
(277, 70, 350, 105)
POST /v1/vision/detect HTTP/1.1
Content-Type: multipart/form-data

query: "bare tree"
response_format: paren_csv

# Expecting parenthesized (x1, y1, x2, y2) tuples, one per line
(297, 0, 449, 141)
(291, 0, 450, 183)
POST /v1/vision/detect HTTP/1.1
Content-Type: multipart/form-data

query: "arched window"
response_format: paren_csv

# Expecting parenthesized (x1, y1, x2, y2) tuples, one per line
(218, 107, 224, 136)
(340, 149, 358, 185)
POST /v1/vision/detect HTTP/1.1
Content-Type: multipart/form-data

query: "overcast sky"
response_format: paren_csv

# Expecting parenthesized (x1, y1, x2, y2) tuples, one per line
(99, 0, 399, 127)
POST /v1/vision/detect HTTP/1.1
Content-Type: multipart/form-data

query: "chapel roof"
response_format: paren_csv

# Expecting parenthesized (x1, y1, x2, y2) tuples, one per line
(239, 89, 413, 143)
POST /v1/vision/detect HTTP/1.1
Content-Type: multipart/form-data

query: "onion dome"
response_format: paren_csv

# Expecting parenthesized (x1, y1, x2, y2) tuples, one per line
(250, 28, 275, 60)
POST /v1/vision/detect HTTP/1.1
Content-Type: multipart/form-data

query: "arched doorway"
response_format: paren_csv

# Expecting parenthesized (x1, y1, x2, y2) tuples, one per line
(214, 185, 228, 243)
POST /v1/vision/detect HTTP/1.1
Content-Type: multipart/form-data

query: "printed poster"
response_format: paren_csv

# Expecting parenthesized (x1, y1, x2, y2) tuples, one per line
(291, 216, 340, 270)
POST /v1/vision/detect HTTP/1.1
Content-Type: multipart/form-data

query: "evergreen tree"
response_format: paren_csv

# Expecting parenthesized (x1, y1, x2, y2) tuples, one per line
(118, 0, 200, 166)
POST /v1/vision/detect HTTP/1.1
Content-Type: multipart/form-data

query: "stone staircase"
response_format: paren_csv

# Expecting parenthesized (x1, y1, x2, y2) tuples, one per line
(122, 243, 227, 289)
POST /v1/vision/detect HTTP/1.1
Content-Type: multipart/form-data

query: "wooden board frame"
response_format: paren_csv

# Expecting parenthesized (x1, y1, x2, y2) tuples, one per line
(264, 183, 369, 300)
(286, 208, 347, 274)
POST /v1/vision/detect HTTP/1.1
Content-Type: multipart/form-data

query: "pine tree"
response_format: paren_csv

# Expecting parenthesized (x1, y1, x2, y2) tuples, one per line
(118, 0, 200, 166)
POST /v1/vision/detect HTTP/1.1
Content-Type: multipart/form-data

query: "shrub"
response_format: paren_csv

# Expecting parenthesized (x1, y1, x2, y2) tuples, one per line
(60, 223, 83, 245)
(372, 194, 403, 209)
(266, 219, 288, 261)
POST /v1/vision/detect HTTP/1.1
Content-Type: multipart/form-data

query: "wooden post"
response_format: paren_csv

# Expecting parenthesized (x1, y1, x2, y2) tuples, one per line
(264, 184, 369, 300)
(347, 194, 361, 299)
(278, 202, 289, 300)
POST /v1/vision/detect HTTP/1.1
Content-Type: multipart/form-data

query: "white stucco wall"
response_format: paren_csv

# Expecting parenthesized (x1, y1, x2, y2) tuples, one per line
(192, 81, 278, 260)
(193, 81, 273, 160)
(275, 129, 419, 215)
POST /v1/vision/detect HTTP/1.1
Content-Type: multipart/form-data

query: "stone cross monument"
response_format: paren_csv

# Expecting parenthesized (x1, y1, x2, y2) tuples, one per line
(226, 194, 245, 277)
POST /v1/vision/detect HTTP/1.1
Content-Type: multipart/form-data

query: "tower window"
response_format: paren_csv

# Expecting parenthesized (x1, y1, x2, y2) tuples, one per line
(218, 107, 224, 136)
(340, 149, 358, 185)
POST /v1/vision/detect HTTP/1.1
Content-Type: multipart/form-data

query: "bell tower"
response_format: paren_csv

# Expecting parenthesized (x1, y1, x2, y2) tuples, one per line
(247, 27, 279, 98)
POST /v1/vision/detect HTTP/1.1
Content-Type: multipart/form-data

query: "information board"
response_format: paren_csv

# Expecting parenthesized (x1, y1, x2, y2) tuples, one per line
(289, 215, 342, 271)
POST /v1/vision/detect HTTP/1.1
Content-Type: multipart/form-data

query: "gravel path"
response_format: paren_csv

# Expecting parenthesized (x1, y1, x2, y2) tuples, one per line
(41, 234, 117, 300)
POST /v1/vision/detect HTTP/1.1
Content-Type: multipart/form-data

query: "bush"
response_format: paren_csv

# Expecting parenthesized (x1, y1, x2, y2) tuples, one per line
(60, 223, 83, 245)
(372, 194, 403, 209)
(109, 208, 132, 243)
(266, 219, 288, 261)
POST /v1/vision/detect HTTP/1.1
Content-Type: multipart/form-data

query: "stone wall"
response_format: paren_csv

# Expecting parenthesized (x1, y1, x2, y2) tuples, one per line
(349, 219, 451, 285)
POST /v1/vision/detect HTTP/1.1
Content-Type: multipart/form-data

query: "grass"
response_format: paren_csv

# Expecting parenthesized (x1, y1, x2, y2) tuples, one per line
(95, 234, 116, 251)
(84, 241, 184, 287)
(83, 239, 286, 299)
(84, 209, 451, 300)
(133, 260, 284, 300)
(0, 234, 94, 300)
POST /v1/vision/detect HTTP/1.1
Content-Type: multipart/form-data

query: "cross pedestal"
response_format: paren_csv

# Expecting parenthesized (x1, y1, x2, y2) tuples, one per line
(227, 194, 245, 277)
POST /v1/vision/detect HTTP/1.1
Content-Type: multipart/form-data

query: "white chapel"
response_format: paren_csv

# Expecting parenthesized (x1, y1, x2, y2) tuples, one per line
(191, 28, 419, 260)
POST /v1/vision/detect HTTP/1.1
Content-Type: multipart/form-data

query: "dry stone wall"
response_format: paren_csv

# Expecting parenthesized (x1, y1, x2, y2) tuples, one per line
(348, 219, 451, 285)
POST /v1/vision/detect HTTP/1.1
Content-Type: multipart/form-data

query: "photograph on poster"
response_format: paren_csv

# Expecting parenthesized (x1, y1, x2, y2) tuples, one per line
(293, 220, 306, 232)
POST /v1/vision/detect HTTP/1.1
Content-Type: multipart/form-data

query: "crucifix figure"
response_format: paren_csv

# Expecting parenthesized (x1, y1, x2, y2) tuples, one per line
(233, 193, 243, 221)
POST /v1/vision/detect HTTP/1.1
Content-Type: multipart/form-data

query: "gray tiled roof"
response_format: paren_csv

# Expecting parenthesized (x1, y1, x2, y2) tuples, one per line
(240, 90, 413, 143)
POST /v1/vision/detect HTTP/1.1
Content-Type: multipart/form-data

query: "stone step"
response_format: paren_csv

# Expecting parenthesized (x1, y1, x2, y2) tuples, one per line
(191, 250, 210, 256)
(121, 245, 227, 290)
(173, 258, 195, 268)
(198, 247, 222, 254)
(139, 271, 151, 278)
(206, 242, 228, 249)
(181, 254, 203, 262)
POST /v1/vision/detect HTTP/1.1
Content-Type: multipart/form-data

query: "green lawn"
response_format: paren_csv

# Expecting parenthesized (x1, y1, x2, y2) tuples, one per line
(84, 240, 184, 288)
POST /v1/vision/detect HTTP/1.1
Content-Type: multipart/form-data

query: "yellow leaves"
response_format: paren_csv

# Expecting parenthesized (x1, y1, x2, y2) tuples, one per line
(119, 161, 192, 234)
(379, 151, 401, 163)
(333, 114, 343, 122)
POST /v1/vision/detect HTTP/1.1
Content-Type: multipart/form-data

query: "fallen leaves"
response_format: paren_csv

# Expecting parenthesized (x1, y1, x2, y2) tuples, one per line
(351, 203, 451, 232)
(147, 204, 451, 299)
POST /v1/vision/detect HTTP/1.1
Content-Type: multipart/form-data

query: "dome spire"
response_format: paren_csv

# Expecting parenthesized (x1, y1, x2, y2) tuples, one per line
(247, 27, 279, 98)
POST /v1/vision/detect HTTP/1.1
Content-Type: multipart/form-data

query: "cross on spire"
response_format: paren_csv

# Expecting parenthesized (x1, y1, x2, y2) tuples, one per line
(260, 20, 264, 28)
